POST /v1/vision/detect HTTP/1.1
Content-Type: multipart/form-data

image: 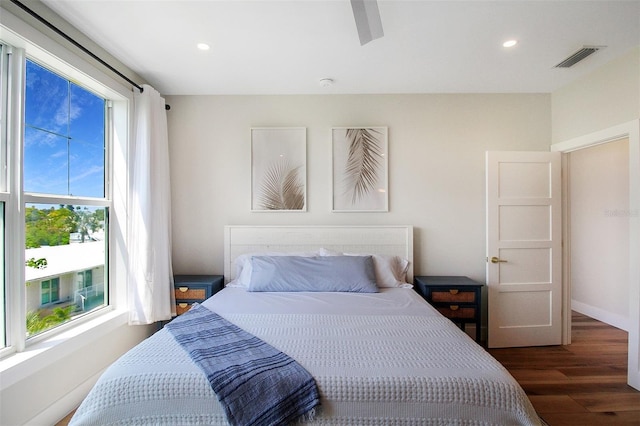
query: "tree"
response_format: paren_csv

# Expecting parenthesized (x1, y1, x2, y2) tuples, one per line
(25, 205, 104, 247)
(74, 206, 100, 242)
(26, 305, 75, 336)
(26, 257, 47, 269)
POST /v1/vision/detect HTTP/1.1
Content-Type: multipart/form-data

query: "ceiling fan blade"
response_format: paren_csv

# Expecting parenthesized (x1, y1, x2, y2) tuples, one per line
(350, 0, 384, 46)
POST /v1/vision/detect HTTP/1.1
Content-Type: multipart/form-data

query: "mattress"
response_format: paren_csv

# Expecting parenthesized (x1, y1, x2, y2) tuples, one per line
(71, 288, 541, 425)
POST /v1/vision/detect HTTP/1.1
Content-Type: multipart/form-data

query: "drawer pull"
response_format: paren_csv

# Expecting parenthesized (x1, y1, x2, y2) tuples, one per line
(449, 289, 459, 295)
(450, 305, 459, 311)
(178, 303, 188, 308)
(178, 287, 189, 292)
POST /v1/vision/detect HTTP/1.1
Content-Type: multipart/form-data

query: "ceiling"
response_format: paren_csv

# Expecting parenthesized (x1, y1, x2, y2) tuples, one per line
(40, 0, 639, 96)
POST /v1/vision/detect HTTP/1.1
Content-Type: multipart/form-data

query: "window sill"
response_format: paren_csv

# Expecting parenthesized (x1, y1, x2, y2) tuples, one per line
(0, 309, 129, 391)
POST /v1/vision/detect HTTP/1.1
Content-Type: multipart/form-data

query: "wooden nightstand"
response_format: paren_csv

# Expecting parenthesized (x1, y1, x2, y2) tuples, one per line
(174, 275, 224, 315)
(414, 276, 483, 343)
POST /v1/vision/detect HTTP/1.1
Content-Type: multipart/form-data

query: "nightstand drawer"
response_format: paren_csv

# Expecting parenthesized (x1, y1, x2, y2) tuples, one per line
(176, 302, 194, 315)
(173, 275, 224, 316)
(437, 306, 476, 319)
(175, 287, 207, 301)
(431, 290, 476, 303)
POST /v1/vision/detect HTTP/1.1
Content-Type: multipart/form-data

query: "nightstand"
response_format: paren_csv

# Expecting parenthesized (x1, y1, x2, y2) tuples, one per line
(174, 275, 224, 315)
(414, 276, 483, 343)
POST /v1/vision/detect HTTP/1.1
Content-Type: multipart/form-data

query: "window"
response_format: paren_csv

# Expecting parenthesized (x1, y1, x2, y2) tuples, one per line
(24, 61, 106, 198)
(40, 278, 60, 305)
(22, 60, 109, 338)
(78, 270, 93, 289)
(0, 33, 130, 356)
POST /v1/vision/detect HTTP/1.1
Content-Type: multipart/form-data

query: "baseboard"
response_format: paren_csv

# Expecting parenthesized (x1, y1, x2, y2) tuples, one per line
(571, 300, 629, 331)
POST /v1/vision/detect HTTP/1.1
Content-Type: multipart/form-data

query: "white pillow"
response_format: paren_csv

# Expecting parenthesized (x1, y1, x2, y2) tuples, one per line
(318, 247, 411, 288)
(227, 251, 318, 288)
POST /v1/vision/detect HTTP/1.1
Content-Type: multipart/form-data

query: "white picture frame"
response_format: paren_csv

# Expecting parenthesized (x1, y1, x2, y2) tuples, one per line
(332, 127, 388, 212)
(251, 127, 307, 212)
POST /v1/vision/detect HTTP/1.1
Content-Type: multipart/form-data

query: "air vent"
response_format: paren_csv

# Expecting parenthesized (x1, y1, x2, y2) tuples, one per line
(555, 46, 604, 68)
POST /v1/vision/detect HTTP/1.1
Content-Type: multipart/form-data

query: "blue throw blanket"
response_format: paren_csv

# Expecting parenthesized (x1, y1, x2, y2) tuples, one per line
(166, 303, 320, 426)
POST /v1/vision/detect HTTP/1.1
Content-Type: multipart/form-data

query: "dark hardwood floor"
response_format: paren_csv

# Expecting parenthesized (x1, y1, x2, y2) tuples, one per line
(488, 311, 640, 426)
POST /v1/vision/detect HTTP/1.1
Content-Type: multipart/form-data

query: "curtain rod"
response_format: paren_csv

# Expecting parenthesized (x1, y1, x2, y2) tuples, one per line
(9, 0, 171, 111)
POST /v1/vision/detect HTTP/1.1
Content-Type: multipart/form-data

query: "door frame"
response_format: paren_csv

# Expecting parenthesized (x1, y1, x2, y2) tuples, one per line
(551, 119, 640, 390)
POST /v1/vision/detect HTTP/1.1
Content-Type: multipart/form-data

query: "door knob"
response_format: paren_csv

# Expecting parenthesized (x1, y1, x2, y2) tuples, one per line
(490, 256, 507, 264)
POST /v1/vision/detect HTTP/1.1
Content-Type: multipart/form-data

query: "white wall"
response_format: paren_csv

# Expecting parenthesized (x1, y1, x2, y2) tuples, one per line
(552, 47, 640, 143)
(569, 138, 630, 330)
(166, 93, 551, 284)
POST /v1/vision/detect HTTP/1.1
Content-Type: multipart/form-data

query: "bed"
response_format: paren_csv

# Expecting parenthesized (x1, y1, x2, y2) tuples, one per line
(70, 225, 542, 425)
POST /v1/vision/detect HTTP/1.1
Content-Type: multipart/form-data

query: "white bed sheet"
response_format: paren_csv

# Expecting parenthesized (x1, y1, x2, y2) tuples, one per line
(71, 288, 541, 425)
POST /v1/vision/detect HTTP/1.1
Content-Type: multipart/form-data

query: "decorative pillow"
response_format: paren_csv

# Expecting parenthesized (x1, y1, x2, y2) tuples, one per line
(248, 255, 378, 293)
(318, 247, 411, 288)
(227, 251, 317, 288)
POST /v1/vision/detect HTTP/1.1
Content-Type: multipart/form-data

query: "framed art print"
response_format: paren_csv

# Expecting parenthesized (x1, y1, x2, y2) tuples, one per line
(332, 127, 388, 212)
(251, 127, 306, 211)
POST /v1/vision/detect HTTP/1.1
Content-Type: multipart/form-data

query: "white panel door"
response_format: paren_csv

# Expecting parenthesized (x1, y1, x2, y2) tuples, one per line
(486, 151, 562, 348)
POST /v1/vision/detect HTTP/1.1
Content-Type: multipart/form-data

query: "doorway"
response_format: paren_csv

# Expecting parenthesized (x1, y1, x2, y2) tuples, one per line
(551, 119, 640, 391)
(567, 138, 630, 329)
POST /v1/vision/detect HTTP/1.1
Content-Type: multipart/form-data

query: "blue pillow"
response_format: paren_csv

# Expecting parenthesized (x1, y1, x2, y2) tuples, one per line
(248, 255, 378, 293)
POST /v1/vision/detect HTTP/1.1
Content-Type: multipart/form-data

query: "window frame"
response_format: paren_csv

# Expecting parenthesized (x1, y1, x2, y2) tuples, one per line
(0, 9, 134, 359)
(0, 41, 8, 350)
(22, 58, 111, 339)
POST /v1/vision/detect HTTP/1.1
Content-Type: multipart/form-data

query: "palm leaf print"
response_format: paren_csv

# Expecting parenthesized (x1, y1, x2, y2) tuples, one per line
(258, 159, 305, 210)
(343, 128, 383, 204)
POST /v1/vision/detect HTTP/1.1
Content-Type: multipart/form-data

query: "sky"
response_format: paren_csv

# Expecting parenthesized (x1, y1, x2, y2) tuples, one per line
(24, 60, 105, 199)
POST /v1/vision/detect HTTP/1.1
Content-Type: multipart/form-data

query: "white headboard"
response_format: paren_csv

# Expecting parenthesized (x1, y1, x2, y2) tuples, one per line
(224, 225, 414, 283)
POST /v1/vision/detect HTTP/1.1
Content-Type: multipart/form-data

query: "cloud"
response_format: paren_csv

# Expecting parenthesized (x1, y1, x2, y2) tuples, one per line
(23, 128, 58, 148)
(70, 165, 103, 183)
(50, 151, 67, 161)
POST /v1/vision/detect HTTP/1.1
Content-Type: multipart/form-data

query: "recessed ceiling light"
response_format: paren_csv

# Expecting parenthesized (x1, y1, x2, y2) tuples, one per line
(503, 40, 518, 48)
(197, 43, 210, 51)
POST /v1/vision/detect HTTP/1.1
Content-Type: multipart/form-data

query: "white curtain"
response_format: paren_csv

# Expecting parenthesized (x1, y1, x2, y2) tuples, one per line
(128, 84, 175, 324)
